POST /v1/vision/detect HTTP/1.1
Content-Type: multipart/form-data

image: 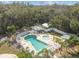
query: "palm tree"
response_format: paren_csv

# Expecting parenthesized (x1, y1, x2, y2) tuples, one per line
(17, 51, 33, 58)
(36, 48, 54, 58)
(65, 35, 79, 47)
(56, 35, 79, 57)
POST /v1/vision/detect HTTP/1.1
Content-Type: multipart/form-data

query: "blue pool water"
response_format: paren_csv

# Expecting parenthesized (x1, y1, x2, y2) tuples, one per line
(24, 35, 48, 51)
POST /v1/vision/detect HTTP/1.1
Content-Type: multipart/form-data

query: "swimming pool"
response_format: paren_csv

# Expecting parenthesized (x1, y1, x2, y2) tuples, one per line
(24, 35, 48, 52)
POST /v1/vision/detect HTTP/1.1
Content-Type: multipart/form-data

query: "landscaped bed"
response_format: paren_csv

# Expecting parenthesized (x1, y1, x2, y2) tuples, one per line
(0, 41, 33, 58)
(54, 45, 79, 58)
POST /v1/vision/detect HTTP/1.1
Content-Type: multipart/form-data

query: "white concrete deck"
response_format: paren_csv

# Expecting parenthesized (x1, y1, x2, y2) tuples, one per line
(17, 37, 37, 55)
(37, 34, 54, 45)
(0, 54, 18, 58)
(37, 34, 61, 52)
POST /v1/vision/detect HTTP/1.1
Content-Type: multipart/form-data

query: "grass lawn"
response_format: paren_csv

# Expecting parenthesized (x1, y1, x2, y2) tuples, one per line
(0, 42, 20, 54)
(0, 42, 33, 58)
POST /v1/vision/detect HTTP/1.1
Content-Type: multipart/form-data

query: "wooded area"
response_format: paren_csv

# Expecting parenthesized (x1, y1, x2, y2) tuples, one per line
(0, 2, 79, 36)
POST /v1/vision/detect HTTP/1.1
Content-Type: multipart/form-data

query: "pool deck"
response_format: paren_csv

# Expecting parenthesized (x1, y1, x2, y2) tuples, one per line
(17, 37, 36, 54)
(16, 31, 61, 55)
(37, 34, 61, 52)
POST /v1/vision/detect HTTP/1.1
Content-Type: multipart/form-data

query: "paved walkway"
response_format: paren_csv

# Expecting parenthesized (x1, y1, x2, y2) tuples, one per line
(0, 54, 18, 58)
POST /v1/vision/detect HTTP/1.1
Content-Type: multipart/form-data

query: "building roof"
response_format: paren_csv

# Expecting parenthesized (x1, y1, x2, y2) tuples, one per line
(61, 35, 71, 39)
(44, 28, 53, 32)
(31, 25, 45, 31)
(44, 27, 68, 35)
(52, 28, 67, 35)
